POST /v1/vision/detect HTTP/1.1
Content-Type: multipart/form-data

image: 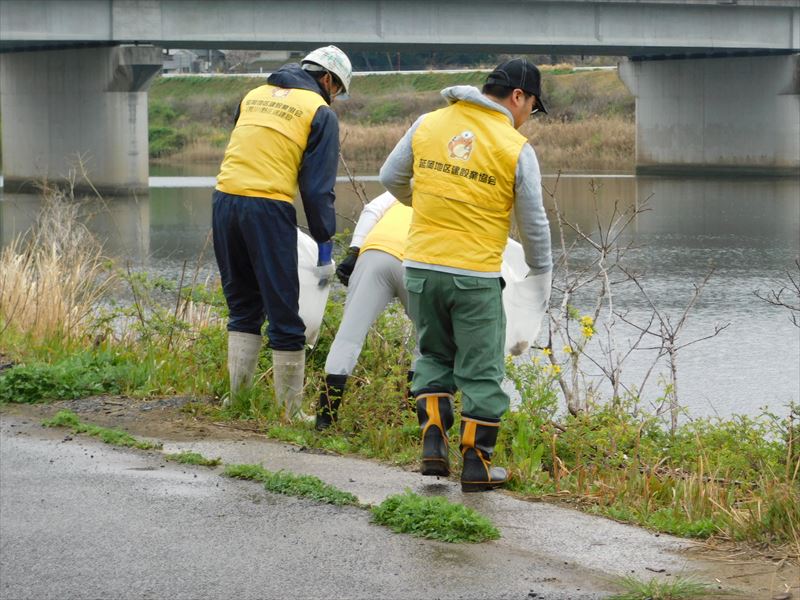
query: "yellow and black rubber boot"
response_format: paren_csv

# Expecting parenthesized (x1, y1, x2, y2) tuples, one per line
(459, 417, 508, 492)
(416, 393, 455, 476)
(315, 374, 347, 431)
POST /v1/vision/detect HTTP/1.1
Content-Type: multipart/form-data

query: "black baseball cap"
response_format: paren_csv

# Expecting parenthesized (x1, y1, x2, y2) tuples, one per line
(485, 58, 548, 114)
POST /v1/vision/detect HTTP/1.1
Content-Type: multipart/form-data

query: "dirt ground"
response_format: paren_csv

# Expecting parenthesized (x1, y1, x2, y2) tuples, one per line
(2, 395, 798, 599)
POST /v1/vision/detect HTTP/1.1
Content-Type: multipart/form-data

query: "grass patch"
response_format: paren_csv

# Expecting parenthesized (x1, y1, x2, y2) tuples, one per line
(262, 471, 359, 506)
(609, 575, 713, 600)
(223, 463, 359, 506)
(42, 410, 162, 450)
(371, 490, 500, 543)
(596, 504, 719, 539)
(0, 350, 148, 404)
(223, 463, 271, 481)
(164, 451, 221, 467)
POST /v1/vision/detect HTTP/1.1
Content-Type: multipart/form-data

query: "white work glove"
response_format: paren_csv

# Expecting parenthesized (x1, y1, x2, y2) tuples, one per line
(519, 271, 552, 316)
(313, 263, 336, 287)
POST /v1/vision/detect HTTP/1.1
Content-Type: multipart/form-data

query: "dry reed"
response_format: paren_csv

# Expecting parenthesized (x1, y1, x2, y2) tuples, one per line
(153, 138, 226, 164)
(338, 116, 635, 175)
(0, 185, 116, 342)
(339, 122, 412, 173)
(157, 108, 633, 175)
(523, 116, 634, 172)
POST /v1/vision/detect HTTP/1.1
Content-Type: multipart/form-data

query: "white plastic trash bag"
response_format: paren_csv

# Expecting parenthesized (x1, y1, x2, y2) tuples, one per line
(501, 239, 550, 356)
(297, 229, 334, 348)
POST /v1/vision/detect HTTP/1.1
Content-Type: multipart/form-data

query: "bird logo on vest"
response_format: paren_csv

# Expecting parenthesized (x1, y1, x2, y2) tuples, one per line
(448, 131, 475, 161)
(272, 88, 292, 98)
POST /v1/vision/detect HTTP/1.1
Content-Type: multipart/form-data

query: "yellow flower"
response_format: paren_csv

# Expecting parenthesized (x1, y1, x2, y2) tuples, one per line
(533, 356, 541, 365)
(563, 345, 572, 354)
(542, 347, 552, 356)
(552, 365, 562, 374)
(582, 327, 594, 338)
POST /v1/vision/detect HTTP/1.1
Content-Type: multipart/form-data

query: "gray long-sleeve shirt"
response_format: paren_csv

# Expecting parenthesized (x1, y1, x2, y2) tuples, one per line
(379, 85, 552, 276)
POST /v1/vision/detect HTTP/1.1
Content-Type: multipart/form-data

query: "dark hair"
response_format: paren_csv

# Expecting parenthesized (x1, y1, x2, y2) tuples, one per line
(481, 83, 532, 100)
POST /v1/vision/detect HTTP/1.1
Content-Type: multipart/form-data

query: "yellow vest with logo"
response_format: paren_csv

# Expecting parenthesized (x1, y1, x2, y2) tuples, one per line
(360, 202, 412, 260)
(406, 101, 526, 272)
(216, 84, 327, 201)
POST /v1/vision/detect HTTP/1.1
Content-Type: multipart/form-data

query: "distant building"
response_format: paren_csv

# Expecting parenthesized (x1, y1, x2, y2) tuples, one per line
(225, 50, 305, 73)
(162, 49, 227, 73)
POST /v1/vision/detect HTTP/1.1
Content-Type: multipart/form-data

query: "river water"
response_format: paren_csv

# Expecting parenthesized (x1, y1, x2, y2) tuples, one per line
(1, 170, 798, 421)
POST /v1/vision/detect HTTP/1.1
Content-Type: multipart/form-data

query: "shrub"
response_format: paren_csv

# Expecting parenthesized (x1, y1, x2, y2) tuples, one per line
(149, 126, 187, 158)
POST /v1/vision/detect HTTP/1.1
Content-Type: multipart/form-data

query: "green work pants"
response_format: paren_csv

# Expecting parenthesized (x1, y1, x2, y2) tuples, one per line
(404, 267, 508, 421)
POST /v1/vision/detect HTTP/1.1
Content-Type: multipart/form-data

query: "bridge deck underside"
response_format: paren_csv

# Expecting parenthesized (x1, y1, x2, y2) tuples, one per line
(1, 0, 798, 56)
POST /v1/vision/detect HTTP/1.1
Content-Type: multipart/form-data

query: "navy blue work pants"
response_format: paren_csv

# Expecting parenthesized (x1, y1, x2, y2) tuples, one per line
(212, 190, 305, 351)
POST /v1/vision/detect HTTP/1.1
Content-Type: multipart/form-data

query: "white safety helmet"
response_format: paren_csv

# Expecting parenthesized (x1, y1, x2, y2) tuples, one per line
(301, 45, 353, 97)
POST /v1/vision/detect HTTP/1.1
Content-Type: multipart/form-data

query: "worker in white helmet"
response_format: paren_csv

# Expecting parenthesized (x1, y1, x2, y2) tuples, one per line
(212, 46, 352, 419)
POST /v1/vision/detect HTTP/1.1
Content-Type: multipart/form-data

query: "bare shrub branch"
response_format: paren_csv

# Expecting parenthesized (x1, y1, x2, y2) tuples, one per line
(754, 258, 800, 328)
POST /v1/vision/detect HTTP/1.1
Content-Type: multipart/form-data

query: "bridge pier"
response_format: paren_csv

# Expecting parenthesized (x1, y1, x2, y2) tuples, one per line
(0, 45, 162, 194)
(619, 54, 800, 177)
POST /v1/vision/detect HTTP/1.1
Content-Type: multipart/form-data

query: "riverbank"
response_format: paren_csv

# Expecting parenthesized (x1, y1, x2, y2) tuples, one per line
(1, 184, 797, 571)
(148, 66, 635, 174)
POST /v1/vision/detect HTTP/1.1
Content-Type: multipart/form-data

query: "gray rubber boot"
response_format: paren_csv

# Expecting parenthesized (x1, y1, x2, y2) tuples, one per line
(225, 331, 262, 406)
(272, 349, 306, 419)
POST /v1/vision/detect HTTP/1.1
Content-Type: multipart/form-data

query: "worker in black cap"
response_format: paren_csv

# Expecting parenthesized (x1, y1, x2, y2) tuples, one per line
(379, 58, 553, 492)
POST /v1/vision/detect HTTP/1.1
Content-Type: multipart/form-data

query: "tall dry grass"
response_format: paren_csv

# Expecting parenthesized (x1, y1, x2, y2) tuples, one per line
(151, 67, 635, 172)
(339, 122, 412, 174)
(523, 115, 634, 173)
(338, 115, 635, 175)
(0, 185, 116, 343)
(156, 138, 226, 164)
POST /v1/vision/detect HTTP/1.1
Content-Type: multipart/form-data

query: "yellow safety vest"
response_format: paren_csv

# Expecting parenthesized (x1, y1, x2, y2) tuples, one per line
(406, 101, 526, 272)
(360, 202, 412, 260)
(216, 84, 327, 201)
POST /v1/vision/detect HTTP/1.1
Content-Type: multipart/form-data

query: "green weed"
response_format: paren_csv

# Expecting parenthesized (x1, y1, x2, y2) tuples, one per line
(609, 575, 713, 600)
(0, 350, 147, 404)
(372, 490, 500, 543)
(262, 471, 359, 506)
(42, 410, 162, 450)
(223, 463, 271, 482)
(164, 451, 221, 467)
(224, 463, 359, 506)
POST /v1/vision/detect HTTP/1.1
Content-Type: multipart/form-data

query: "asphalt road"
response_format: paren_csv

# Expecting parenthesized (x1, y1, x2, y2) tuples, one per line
(0, 414, 699, 600)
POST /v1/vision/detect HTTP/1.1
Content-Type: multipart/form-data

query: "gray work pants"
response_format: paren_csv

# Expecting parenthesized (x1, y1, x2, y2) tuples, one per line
(325, 250, 419, 375)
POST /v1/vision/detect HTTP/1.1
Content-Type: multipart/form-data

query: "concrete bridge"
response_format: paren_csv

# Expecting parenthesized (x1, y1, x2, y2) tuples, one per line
(1, 0, 798, 192)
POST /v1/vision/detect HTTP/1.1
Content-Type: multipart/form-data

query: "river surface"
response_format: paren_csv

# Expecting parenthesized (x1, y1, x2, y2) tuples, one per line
(1, 169, 798, 421)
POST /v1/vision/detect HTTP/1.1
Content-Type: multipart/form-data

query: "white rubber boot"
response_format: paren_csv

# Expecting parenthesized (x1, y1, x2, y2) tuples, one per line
(225, 331, 262, 406)
(272, 349, 306, 419)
